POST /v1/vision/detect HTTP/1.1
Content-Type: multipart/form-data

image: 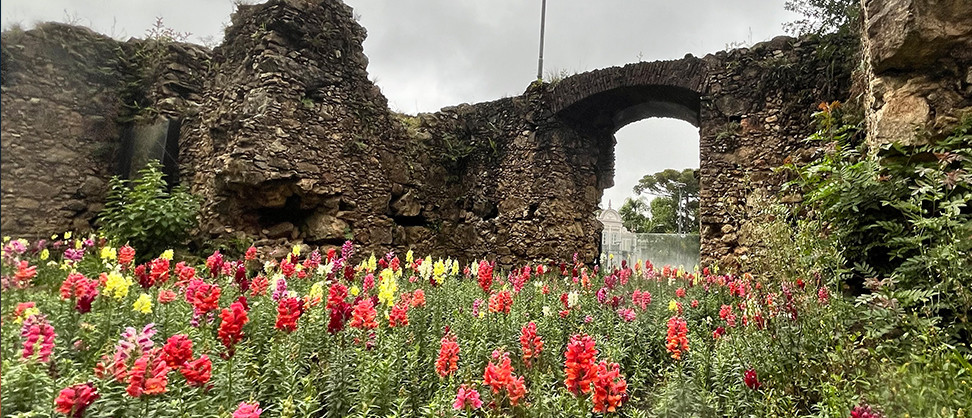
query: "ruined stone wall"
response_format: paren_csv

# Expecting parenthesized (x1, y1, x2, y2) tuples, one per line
(863, 0, 972, 147)
(0, 0, 855, 267)
(1, 24, 127, 237)
(0, 24, 209, 239)
(178, 0, 470, 258)
(8, 0, 964, 269)
(696, 35, 856, 266)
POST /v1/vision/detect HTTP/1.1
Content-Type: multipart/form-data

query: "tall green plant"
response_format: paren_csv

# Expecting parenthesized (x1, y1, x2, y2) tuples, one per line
(786, 103, 972, 343)
(98, 161, 199, 260)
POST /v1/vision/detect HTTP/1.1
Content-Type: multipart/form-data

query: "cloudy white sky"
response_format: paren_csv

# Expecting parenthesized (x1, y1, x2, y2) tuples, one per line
(1, 0, 801, 209)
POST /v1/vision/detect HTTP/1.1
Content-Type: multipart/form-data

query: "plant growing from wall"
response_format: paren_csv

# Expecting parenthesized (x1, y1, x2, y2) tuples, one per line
(98, 161, 199, 260)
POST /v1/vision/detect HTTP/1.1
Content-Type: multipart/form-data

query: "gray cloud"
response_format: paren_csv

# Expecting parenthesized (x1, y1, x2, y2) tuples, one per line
(2, 0, 799, 209)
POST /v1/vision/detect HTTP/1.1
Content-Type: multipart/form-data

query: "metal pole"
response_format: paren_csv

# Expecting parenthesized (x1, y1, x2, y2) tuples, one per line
(537, 0, 547, 80)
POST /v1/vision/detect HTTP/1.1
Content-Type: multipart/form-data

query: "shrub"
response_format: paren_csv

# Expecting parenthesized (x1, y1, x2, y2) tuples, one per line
(784, 106, 971, 344)
(98, 161, 199, 260)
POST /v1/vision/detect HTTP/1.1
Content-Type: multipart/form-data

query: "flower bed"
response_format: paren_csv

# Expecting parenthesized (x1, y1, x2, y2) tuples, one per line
(1, 235, 969, 417)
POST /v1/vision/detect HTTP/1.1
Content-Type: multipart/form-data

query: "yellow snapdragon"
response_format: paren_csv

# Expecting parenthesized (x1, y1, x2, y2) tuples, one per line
(104, 271, 133, 300)
(160, 249, 174, 260)
(309, 281, 325, 301)
(367, 253, 377, 273)
(100, 246, 117, 260)
(378, 268, 397, 307)
(433, 259, 446, 285)
(39, 249, 50, 260)
(133, 293, 152, 314)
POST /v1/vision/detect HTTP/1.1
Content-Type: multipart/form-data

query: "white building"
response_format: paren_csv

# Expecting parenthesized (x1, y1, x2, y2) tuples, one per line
(597, 201, 636, 264)
(597, 200, 701, 268)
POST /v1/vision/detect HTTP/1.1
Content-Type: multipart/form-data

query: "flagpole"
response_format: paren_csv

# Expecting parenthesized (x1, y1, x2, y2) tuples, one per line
(537, 0, 547, 80)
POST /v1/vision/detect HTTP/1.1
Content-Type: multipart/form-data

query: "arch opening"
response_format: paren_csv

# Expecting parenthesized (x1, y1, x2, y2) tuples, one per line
(557, 84, 702, 133)
(596, 117, 701, 268)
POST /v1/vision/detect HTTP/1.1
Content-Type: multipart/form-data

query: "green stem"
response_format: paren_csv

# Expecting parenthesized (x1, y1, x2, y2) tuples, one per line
(226, 353, 236, 412)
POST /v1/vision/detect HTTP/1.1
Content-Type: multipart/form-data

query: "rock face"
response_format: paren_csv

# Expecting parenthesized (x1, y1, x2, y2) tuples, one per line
(863, 0, 972, 146)
(1, 0, 965, 267)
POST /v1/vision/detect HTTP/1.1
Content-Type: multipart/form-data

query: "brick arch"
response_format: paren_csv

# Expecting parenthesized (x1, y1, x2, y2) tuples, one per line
(548, 57, 705, 132)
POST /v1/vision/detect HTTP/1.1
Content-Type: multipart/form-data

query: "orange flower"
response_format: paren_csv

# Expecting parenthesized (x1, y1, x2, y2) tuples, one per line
(665, 316, 689, 360)
(564, 334, 598, 395)
(349, 298, 378, 329)
(488, 290, 513, 314)
(483, 350, 527, 406)
(118, 245, 136, 267)
(410, 289, 426, 307)
(591, 360, 627, 413)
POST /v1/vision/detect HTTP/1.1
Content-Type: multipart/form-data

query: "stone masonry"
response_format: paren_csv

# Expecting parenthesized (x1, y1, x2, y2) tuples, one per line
(2, 0, 964, 268)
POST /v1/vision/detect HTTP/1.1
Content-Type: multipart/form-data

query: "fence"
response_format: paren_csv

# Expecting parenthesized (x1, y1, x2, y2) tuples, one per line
(600, 233, 700, 269)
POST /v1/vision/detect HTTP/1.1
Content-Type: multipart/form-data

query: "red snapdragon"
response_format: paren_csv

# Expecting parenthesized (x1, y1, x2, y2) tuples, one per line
(564, 334, 598, 395)
(519, 321, 544, 368)
(54, 382, 99, 417)
(275, 297, 304, 333)
(218, 301, 249, 354)
(126, 348, 170, 397)
(435, 333, 460, 377)
(181, 355, 212, 387)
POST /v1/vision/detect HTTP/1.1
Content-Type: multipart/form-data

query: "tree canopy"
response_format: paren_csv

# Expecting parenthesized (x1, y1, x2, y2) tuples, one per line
(620, 168, 699, 234)
(783, 0, 861, 36)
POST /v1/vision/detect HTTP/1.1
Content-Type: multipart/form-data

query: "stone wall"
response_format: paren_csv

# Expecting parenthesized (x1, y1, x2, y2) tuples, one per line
(0, 24, 209, 239)
(696, 35, 856, 266)
(5, 0, 964, 269)
(862, 0, 972, 147)
(1, 24, 126, 237)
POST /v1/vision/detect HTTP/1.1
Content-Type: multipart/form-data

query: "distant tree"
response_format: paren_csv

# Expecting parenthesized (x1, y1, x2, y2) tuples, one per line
(647, 197, 678, 233)
(633, 168, 699, 234)
(784, 0, 860, 36)
(618, 197, 652, 233)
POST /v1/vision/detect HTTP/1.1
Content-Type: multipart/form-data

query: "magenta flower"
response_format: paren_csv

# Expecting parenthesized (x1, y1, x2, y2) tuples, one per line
(617, 308, 636, 322)
(233, 401, 262, 418)
(453, 384, 483, 410)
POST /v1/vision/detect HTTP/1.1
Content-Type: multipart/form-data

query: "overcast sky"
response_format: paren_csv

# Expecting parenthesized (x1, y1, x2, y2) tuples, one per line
(1, 0, 800, 209)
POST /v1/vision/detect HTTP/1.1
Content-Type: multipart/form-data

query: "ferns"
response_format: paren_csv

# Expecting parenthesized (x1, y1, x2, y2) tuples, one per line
(786, 106, 972, 344)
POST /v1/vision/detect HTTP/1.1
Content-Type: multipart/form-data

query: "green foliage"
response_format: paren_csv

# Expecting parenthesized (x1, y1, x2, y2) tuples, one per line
(618, 197, 652, 233)
(784, 0, 861, 36)
(98, 161, 199, 260)
(627, 168, 699, 233)
(785, 103, 972, 343)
